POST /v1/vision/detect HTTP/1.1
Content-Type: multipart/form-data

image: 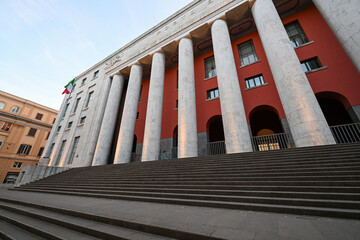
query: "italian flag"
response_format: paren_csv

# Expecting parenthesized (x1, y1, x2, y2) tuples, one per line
(62, 78, 75, 94)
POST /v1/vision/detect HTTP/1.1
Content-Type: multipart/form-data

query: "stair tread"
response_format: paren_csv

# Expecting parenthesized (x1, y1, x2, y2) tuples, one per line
(0, 219, 44, 240)
(0, 202, 174, 240)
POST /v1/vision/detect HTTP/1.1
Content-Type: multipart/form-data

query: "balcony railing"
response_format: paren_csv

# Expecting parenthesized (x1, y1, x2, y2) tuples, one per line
(330, 122, 360, 144)
(252, 133, 290, 151)
(207, 141, 226, 155)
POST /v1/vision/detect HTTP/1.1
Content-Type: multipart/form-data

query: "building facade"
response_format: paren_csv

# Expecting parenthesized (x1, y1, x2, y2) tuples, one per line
(41, 0, 360, 169)
(0, 91, 57, 183)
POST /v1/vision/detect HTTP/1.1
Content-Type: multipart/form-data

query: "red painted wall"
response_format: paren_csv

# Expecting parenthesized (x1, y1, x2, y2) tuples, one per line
(134, 5, 360, 143)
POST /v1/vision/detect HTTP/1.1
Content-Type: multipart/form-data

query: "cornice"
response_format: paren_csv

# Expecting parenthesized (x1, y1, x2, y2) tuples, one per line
(0, 111, 53, 130)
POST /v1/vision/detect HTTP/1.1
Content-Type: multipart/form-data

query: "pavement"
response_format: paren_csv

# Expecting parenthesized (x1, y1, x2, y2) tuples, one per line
(0, 188, 359, 240)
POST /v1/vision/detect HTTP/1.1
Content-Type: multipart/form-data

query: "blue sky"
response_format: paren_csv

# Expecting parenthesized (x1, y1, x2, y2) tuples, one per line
(0, 0, 192, 110)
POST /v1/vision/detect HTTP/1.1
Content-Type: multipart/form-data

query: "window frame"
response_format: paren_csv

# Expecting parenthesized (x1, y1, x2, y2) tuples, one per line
(204, 56, 217, 79)
(73, 98, 81, 113)
(301, 57, 322, 72)
(35, 113, 43, 120)
(85, 91, 94, 108)
(93, 70, 99, 78)
(27, 128, 37, 137)
(0, 102, 5, 110)
(11, 106, 20, 114)
(285, 21, 309, 48)
(238, 40, 258, 67)
(13, 162, 23, 168)
(38, 147, 44, 157)
(245, 74, 266, 89)
(1, 122, 13, 132)
(206, 88, 220, 100)
(17, 144, 32, 155)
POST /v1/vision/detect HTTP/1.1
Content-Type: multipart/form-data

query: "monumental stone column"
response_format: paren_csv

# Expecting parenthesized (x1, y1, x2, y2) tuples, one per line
(92, 74, 125, 166)
(114, 64, 143, 164)
(312, 0, 360, 73)
(211, 19, 253, 153)
(178, 38, 198, 158)
(252, 0, 336, 147)
(142, 52, 166, 161)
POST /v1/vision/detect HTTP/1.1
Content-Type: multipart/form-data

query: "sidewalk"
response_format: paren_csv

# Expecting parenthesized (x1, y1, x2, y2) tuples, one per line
(0, 188, 359, 240)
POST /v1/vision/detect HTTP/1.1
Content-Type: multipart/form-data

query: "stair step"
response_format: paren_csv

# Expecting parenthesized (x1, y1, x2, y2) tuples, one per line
(0, 202, 174, 240)
(0, 219, 44, 240)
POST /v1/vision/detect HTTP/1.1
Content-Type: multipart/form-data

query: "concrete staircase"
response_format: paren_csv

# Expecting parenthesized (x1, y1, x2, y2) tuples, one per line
(0, 143, 360, 239)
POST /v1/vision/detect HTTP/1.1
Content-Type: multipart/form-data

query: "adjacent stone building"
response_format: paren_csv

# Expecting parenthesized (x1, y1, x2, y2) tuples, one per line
(41, 0, 360, 169)
(0, 91, 57, 183)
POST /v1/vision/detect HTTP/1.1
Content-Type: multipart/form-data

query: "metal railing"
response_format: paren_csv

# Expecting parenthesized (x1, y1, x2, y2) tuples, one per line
(130, 153, 142, 163)
(252, 133, 290, 151)
(207, 141, 226, 155)
(330, 122, 360, 144)
(171, 147, 178, 159)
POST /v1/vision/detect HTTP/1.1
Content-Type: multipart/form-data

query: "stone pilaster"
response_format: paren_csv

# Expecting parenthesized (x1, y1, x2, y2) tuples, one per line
(142, 53, 166, 161)
(211, 19, 253, 153)
(252, 0, 336, 147)
(92, 74, 125, 166)
(114, 65, 143, 164)
(178, 38, 198, 158)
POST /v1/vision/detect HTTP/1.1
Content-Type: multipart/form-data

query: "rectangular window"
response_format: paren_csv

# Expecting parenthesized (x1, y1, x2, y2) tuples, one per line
(245, 75, 265, 89)
(3, 172, 19, 184)
(139, 85, 143, 103)
(0, 141, 3, 150)
(13, 162, 23, 168)
(204, 56, 216, 78)
(136, 112, 139, 120)
(93, 70, 99, 78)
(63, 103, 70, 116)
(45, 132, 50, 140)
(207, 88, 220, 100)
(73, 98, 81, 113)
(176, 100, 178, 109)
(48, 143, 55, 157)
(68, 137, 80, 164)
(53, 118, 56, 124)
(27, 128, 37, 137)
(55, 140, 66, 166)
(238, 40, 258, 66)
(80, 116, 86, 124)
(81, 78, 87, 85)
(176, 70, 179, 89)
(17, 144, 32, 155)
(38, 147, 44, 157)
(11, 106, 20, 113)
(301, 57, 322, 72)
(57, 126, 61, 132)
(285, 21, 308, 48)
(67, 121, 73, 129)
(1, 122, 13, 132)
(85, 91, 94, 108)
(35, 113, 43, 120)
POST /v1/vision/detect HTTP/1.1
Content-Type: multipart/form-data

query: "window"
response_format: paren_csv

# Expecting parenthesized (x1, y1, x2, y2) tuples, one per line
(3, 172, 19, 184)
(285, 21, 308, 48)
(53, 118, 56, 124)
(27, 128, 37, 137)
(238, 40, 258, 66)
(57, 126, 61, 132)
(45, 132, 50, 140)
(73, 98, 81, 113)
(63, 103, 70, 116)
(0, 141, 3, 149)
(55, 140, 66, 166)
(38, 147, 44, 157)
(245, 75, 265, 89)
(136, 112, 139, 120)
(175, 100, 178, 109)
(0, 102, 4, 109)
(207, 88, 220, 100)
(17, 144, 32, 155)
(81, 78, 87, 85)
(67, 121, 73, 129)
(35, 113, 43, 120)
(1, 122, 13, 131)
(204, 56, 216, 78)
(80, 116, 86, 124)
(11, 106, 20, 114)
(13, 162, 22, 168)
(301, 57, 322, 72)
(85, 91, 94, 108)
(93, 70, 99, 78)
(48, 143, 55, 158)
(176, 70, 179, 90)
(68, 137, 80, 164)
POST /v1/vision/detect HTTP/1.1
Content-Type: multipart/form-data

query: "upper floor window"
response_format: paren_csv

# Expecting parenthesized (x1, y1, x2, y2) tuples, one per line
(0, 102, 4, 109)
(139, 85, 143, 103)
(53, 118, 56, 124)
(285, 21, 308, 48)
(45, 132, 50, 140)
(27, 128, 37, 137)
(67, 121, 73, 129)
(245, 75, 265, 89)
(93, 70, 99, 78)
(73, 98, 81, 113)
(301, 57, 322, 72)
(38, 147, 44, 157)
(17, 144, 32, 155)
(85, 91, 94, 108)
(238, 40, 258, 66)
(1, 122, 13, 132)
(205, 56, 216, 79)
(35, 113, 43, 120)
(80, 116, 86, 124)
(207, 88, 220, 100)
(11, 106, 20, 114)
(136, 112, 139, 120)
(63, 103, 70, 116)
(0, 141, 3, 149)
(13, 162, 23, 168)
(81, 78, 87, 85)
